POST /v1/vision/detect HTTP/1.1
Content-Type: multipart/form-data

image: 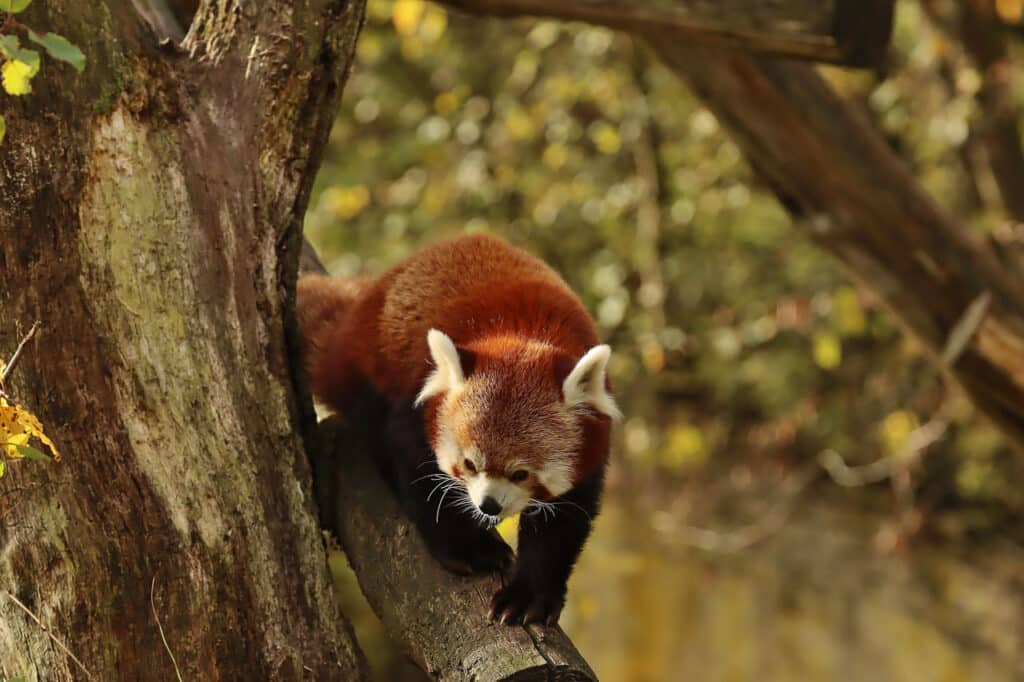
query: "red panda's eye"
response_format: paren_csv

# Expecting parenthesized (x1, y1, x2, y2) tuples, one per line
(509, 470, 529, 483)
(463, 458, 477, 474)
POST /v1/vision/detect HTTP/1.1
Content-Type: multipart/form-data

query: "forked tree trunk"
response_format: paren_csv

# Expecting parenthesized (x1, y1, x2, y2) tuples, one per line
(0, 1, 368, 679)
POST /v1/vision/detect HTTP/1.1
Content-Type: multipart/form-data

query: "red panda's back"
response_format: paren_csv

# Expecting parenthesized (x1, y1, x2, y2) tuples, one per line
(364, 235, 599, 399)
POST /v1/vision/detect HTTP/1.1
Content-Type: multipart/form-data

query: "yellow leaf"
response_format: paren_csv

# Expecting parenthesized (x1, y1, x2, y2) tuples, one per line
(813, 332, 841, 370)
(322, 185, 371, 219)
(419, 6, 447, 43)
(434, 91, 458, 115)
(542, 143, 568, 170)
(392, 0, 425, 36)
(663, 425, 707, 469)
(0, 113, 5, 144)
(496, 515, 519, 545)
(0, 397, 60, 461)
(2, 59, 33, 96)
(881, 410, 918, 458)
(997, 0, 1023, 23)
(590, 122, 621, 155)
(504, 106, 535, 141)
(833, 286, 866, 335)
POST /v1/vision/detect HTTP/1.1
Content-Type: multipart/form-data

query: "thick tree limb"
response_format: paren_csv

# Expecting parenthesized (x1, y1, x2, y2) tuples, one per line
(443, 0, 893, 65)
(0, 0, 368, 678)
(317, 418, 598, 682)
(650, 45, 1024, 452)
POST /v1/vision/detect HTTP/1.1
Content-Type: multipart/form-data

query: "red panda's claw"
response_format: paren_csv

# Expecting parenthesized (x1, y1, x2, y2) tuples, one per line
(490, 582, 564, 627)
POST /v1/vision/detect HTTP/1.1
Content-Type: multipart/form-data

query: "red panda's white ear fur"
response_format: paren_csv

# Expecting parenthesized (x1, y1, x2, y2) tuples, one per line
(416, 329, 466, 406)
(562, 345, 622, 420)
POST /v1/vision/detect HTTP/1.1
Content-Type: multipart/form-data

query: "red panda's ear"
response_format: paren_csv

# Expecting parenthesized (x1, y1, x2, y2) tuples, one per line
(561, 345, 622, 420)
(416, 329, 468, 406)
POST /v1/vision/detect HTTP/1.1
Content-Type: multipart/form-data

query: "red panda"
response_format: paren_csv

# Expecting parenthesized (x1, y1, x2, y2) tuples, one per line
(298, 234, 619, 626)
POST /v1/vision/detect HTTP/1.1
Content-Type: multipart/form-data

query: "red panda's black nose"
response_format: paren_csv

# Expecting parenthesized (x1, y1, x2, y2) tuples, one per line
(480, 497, 502, 516)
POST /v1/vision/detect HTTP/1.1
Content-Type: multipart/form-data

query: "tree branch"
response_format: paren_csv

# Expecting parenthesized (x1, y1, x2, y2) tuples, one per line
(442, 0, 893, 65)
(317, 418, 598, 682)
(649, 44, 1024, 452)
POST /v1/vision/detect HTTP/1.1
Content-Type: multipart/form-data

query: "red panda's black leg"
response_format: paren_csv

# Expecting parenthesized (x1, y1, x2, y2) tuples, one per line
(490, 469, 604, 626)
(384, 400, 514, 575)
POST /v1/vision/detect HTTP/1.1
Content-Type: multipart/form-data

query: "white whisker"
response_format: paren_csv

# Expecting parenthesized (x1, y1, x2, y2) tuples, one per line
(410, 472, 448, 486)
(435, 485, 454, 524)
(553, 499, 591, 521)
(426, 479, 456, 501)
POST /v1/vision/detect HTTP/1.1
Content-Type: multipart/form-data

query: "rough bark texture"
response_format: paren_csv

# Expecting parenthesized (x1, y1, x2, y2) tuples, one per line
(317, 419, 598, 682)
(0, 1, 369, 679)
(444, 0, 893, 65)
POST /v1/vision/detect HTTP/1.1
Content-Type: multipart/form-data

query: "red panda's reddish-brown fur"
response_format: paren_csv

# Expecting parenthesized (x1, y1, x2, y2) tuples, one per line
(297, 234, 615, 626)
(299, 234, 609, 482)
(302, 235, 596, 396)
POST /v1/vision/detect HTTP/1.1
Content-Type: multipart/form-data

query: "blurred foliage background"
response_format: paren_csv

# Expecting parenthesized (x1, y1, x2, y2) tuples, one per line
(306, 1, 1024, 679)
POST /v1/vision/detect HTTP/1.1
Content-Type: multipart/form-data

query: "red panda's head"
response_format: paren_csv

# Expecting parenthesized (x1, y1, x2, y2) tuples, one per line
(415, 329, 620, 523)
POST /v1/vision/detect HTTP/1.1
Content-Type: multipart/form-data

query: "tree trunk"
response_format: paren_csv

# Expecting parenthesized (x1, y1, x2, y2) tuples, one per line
(0, 1, 369, 679)
(651, 44, 1024, 452)
(316, 419, 598, 682)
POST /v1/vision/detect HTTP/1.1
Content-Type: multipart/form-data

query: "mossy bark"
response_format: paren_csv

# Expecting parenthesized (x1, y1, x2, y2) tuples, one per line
(0, 1, 368, 679)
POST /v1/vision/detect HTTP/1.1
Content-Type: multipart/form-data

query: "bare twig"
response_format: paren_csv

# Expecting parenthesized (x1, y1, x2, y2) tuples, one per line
(818, 418, 949, 487)
(2, 321, 40, 385)
(941, 289, 998, 367)
(150, 576, 183, 682)
(3, 590, 92, 679)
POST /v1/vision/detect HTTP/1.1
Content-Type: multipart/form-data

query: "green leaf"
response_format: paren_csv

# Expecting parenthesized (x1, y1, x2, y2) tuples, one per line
(0, 0, 32, 13)
(0, 35, 40, 75)
(0, 33, 19, 58)
(11, 443, 51, 461)
(0, 458, 4, 478)
(28, 29, 85, 72)
(0, 114, 5, 145)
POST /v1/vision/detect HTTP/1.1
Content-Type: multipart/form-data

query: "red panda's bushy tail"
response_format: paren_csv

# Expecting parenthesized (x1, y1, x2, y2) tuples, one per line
(296, 274, 372, 388)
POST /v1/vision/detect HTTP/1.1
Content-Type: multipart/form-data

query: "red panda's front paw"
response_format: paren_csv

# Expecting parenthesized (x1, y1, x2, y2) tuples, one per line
(489, 580, 565, 626)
